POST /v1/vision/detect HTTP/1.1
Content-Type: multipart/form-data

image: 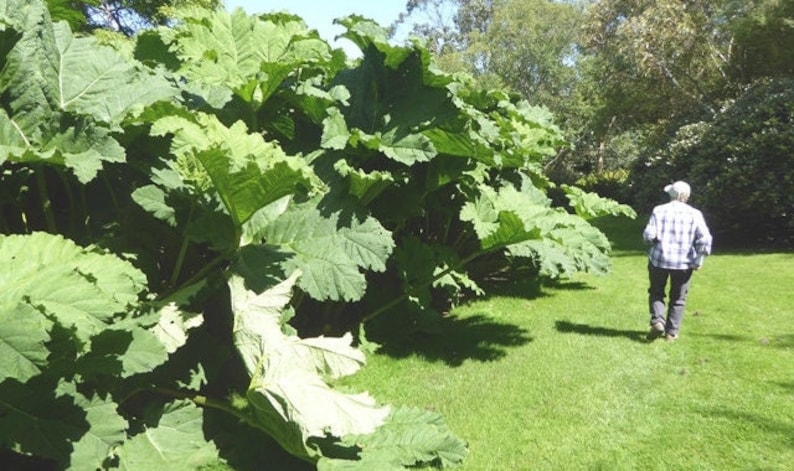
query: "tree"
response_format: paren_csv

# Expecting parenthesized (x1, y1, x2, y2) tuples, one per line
(394, 1, 591, 172)
(627, 78, 794, 246)
(583, 0, 794, 207)
(393, 0, 462, 53)
(466, 1, 584, 107)
(581, 0, 742, 124)
(45, 0, 91, 32)
(396, 1, 584, 108)
(730, 0, 794, 82)
(46, 0, 221, 35)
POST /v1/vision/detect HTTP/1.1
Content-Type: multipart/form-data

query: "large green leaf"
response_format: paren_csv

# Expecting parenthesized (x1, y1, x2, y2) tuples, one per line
(379, 128, 437, 166)
(102, 302, 202, 377)
(459, 189, 501, 240)
(318, 407, 469, 470)
(321, 107, 351, 150)
(0, 231, 183, 388)
(0, 232, 147, 347)
(481, 210, 543, 250)
(460, 183, 551, 250)
(459, 178, 613, 277)
(0, 302, 52, 382)
(38, 122, 127, 183)
(0, 4, 24, 66)
(508, 239, 578, 277)
(116, 400, 219, 471)
(50, 22, 176, 123)
(336, 160, 395, 205)
(131, 184, 177, 226)
(229, 274, 390, 461)
(562, 184, 637, 220)
(0, 108, 127, 183)
(0, 108, 33, 164)
(260, 199, 394, 301)
(336, 16, 414, 69)
(0, 0, 60, 130)
(508, 214, 613, 277)
(151, 113, 315, 226)
(330, 20, 460, 170)
(166, 8, 282, 87)
(151, 303, 204, 354)
(59, 381, 128, 471)
(116, 327, 170, 378)
(0, 0, 174, 180)
(162, 8, 332, 102)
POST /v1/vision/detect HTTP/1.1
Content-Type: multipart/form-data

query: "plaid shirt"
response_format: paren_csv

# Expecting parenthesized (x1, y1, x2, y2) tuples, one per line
(643, 201, 712, 270)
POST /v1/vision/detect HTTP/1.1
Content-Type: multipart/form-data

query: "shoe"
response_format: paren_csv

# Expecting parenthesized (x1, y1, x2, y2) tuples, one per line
(646, 322, 665, 340)
(665, 333, 678, 341)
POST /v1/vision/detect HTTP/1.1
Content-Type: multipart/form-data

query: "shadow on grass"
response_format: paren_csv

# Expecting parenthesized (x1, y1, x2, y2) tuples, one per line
(477, 275, 549, 300)
(692, 333, 750, 342)
(554, 320, 647, 343)
(480, 273, 595, 301)
(665, 332, 793, 350)
(700, 408, 794, 448)
(365, 276, 601, 366)
(546, 279, 597, 292)
(773, 381, 794, 394)
(371, 313, 533, 367)
(771, 334, 794, 349)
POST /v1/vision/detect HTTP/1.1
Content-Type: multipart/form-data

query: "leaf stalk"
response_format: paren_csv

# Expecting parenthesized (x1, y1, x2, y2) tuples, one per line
(360, 248, 488, 324)
(35, 168, 57, 233)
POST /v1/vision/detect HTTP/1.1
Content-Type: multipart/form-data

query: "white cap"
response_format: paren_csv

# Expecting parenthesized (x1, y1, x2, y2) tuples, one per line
(664, 181, 691, 197)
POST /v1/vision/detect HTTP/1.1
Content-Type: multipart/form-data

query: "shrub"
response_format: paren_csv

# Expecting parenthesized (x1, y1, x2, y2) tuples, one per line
(627, 121, 710, 213)
(627, 79, 794, 247)
(689, 78, 794, 247)
(575, 169, 631, 204)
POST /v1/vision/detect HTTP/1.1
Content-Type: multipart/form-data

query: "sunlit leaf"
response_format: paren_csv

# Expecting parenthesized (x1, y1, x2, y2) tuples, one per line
(116, 401, 219, 471)
(229, 274, 390, 460)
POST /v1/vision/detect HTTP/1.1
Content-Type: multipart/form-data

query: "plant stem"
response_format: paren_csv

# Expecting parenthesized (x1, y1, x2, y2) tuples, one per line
(56, 171, 77, 235)
(101, 173, 121, 216)
(151, 386, 246, 418)
(169, 203, 195, 287)
(360, 249, 487, 324)
(159, 253, 226, 302)
(80, 185, 93, 242)
(35, 168, 57, 233)
(148, 385, 315, 465)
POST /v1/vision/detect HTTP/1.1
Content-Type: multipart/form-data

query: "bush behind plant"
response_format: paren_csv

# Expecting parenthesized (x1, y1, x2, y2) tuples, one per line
(626, 121, 710, 213)
(628, 78, 794, 247)
(574, 169, 630, 204)
(689, 78, 794, 247)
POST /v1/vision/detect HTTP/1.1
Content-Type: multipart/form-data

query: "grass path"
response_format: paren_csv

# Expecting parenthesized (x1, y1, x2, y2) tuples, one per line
(347, 218, 794, 470)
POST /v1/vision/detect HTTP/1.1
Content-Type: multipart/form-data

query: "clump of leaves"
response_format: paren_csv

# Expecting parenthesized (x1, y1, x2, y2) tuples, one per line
(0, 2, 631, 469)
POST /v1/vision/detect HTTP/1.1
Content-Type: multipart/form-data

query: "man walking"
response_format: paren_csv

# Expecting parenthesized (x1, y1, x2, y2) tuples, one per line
(642, 181, 712, 341)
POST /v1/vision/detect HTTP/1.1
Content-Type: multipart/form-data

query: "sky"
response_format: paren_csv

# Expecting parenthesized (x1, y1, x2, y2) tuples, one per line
(222, 1, 413, 56)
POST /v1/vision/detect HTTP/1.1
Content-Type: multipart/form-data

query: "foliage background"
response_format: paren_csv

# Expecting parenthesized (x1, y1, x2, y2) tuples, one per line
(400, 0, 794, 248)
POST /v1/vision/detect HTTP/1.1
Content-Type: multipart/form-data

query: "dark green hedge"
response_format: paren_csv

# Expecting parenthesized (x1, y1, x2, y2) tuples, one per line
(690, 78, 794, 247)
(629, 78, 794, 248)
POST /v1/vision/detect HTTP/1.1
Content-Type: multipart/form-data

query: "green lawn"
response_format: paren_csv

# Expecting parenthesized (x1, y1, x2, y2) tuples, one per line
(345, 217, 794, 470)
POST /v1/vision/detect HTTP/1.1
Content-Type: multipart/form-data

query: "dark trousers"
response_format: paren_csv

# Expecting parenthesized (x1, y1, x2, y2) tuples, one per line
(648, 264, 693, 336)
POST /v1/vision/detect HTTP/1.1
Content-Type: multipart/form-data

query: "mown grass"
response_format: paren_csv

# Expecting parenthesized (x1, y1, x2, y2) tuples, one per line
(343, 216, 794, 470)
